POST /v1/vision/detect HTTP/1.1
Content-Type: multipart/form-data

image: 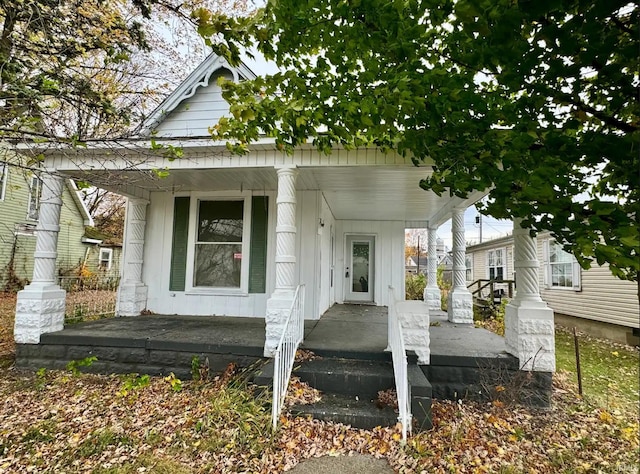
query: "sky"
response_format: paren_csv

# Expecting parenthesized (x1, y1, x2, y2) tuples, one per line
(436, 207, 513, 249)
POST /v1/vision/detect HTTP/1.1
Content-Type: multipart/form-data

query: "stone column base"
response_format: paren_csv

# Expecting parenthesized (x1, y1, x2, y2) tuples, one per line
(423, 287, 441, 312)
(15, 284, 66, 344)
(396, 300, 430, 364)
(505, 302, 555, 372)
(264, 290, 296, 357)
(447, 288, 473, 324)
(116, 282, 148, 317)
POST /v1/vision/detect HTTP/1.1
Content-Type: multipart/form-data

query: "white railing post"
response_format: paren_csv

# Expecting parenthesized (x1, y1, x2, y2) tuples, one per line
(271, 284, 305, 430)
(388, 286, 412, 442)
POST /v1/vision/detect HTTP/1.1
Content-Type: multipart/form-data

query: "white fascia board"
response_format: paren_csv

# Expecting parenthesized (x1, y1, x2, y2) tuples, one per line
(66, 179, 95, 226)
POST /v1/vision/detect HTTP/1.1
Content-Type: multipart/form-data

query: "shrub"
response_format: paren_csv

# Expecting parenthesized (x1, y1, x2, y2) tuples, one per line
(405, 273, 426, 300)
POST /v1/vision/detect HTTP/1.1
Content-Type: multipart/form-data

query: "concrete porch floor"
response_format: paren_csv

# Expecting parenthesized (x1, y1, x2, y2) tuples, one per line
(22, 303, 513, 366)
(303, 304, 514, 366)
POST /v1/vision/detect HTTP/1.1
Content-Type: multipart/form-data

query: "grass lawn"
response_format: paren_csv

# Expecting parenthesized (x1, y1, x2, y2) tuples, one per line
(555, 327, 639, 413)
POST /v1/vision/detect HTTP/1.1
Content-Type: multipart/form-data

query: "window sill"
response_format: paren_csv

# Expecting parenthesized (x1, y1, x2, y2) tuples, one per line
(185, 289, 249, 297)
(545, 286, 580, 292)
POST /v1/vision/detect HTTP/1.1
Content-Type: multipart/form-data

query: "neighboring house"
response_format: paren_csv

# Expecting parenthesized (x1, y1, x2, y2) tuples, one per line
(406, 256, 428, 275)
(406, 238, 447, 275)
(0, 160, 117, 289)
(80, 226, 122, 279)
(467, 234, 640, 346)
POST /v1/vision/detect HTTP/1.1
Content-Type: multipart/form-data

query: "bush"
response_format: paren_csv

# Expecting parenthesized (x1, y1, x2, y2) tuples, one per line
(437, 266, 451, 311)
(405, 273, 426, 300)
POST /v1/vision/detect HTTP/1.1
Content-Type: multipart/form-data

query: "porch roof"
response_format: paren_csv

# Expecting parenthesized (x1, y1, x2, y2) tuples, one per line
(39, 141, 487, 226)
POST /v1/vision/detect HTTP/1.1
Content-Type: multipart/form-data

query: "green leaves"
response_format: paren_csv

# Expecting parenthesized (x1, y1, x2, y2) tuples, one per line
(197, 0, 639, 281)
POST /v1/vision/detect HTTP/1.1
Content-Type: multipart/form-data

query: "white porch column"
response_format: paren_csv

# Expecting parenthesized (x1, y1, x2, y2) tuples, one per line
(14, 173, 66, 343)
(264, 166, 299, 357)
(116, 197, 149, 316)
(423, 225, 441, 311)
(505, 219, 555, 371)
(447, 209, 473, 324)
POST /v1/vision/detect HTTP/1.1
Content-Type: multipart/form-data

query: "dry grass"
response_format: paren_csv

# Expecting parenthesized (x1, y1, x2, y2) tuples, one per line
(0, 290, 116, 362)
(0, 293, 16, 362)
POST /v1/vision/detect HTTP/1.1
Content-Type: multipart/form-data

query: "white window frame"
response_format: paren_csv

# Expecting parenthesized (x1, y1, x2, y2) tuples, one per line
(465, 254, 473, 282)
(543, 239, 581, 291)
(98, 247, 113, 270)
(0, 162, 7, 201)
(486, 248, 507, 281)
(184, 192, 252, 295)
(27, 175, 42, 221)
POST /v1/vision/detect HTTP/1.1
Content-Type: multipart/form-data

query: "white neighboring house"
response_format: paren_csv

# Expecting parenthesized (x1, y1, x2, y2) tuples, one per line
(13, 52, 559, 374)
(467, 234, 640, 346)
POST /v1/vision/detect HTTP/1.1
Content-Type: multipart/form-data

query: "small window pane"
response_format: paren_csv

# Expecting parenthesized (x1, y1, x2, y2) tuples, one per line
(0, 162, 6, 200)
(194, 243, 242, 287)
(197, 201, 243, 242)
(28, 176, 41, 220)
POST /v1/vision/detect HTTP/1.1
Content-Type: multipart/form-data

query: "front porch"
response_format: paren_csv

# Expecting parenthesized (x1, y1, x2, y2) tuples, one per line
(16, 304, 524, 403)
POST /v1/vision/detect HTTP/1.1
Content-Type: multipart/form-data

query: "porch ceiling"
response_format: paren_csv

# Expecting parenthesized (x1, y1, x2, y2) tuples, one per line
(64, 165, 485, 226)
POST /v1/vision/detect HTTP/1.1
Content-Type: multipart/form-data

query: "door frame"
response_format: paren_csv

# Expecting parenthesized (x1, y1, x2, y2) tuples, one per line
(344, 234, 375, 303)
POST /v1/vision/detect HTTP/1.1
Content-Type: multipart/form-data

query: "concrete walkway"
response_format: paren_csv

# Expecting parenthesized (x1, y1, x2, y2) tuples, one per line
(289, 454, 394, 474)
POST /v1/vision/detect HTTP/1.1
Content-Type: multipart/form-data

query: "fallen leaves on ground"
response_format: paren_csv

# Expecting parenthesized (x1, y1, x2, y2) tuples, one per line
(0, 366, 637, 473)
(284, 377, 322, 406)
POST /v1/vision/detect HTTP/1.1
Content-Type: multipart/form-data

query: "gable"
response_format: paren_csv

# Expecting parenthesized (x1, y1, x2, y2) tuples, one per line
(139, 53, 257, 138)
(154, 69, 235, 138)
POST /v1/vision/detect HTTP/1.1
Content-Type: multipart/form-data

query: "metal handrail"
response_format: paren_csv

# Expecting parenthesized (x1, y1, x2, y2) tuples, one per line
(388, 286, 411, 443)
(271, 284, 305, 430)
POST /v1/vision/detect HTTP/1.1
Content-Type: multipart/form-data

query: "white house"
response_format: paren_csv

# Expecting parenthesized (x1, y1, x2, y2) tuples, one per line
(14, 53, 557, 375)
(467, 234, 640, 346)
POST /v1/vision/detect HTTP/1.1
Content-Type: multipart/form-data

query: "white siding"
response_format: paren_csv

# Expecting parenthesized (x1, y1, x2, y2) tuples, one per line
(296, 191, 322, 320)
(335, 220, 405, 306)
(142, 189, 326, 319)
(467, 236, 639, 329)
(142, 189, 276, 317)
(472, 251, 486, 282)
(154, 70, 233, 138)
(318, 193, 337, 316)
(537, 239, 639, 329)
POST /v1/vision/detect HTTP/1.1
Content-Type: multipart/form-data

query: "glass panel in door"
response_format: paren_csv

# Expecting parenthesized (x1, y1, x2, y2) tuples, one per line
(346, 236, 374, 302)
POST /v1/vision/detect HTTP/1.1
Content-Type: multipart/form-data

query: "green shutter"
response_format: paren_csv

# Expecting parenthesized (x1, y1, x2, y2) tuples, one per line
(169, 196, 190, 291)
(249, 196, 269, 293)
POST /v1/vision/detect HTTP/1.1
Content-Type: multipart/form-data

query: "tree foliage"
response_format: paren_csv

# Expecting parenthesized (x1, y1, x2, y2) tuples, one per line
(197, 0, 639, 281)
(0, 0, 249, 141)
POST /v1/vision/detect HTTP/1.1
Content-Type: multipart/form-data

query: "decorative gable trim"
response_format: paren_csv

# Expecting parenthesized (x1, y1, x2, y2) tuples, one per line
(139, 53, 257, 136)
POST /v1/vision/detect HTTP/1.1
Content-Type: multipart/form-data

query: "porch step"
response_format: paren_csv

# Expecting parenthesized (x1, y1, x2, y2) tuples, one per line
(293, 358, 395, 400)
(290, 392, 398, 430)
(293, 357, 432, 430)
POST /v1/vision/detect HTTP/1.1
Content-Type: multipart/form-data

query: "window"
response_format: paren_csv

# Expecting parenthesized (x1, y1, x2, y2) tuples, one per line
(546, 241, 581, 290)
(98, 248, 113, 270)
(487, 248, 506, 280)
(0, 162, 7, 200)
(27, 175, 42, 220)
(14, 223, 36, 236)
(193, 200, 244, 288)
(465, 254, 473, 282)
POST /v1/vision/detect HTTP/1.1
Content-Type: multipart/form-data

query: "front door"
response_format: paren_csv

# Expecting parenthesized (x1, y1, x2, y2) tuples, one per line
(345, 235, 374, 303)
